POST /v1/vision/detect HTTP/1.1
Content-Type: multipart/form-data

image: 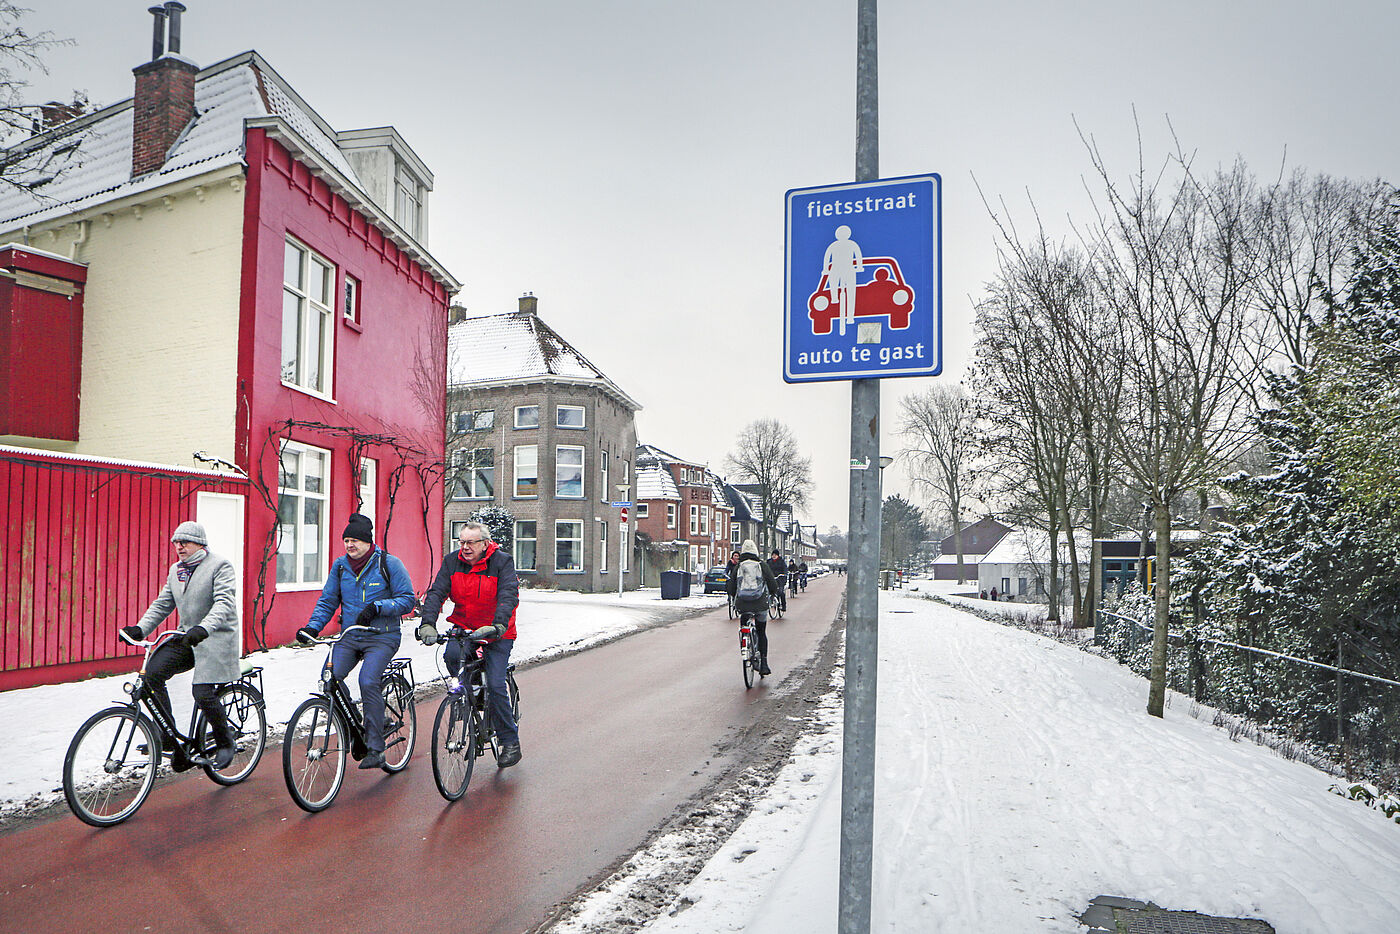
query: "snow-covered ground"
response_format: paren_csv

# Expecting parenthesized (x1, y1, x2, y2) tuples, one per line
(0, 587, 725, 817)
(561, 581, 1400, 934)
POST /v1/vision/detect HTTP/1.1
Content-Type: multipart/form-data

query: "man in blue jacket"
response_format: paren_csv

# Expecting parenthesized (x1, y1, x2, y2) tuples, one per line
(296, 513, 416, 771)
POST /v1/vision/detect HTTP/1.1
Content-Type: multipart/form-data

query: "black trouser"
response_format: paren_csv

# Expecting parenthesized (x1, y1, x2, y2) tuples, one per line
(145, 640, 232, 745)
(741, 609, 769, 660)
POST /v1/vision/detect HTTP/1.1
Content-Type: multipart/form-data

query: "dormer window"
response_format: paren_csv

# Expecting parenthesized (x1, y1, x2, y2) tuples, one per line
(395, 161, 422, 239)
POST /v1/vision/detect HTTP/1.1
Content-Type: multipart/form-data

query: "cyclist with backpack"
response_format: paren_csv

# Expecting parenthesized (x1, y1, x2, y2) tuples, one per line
(728, 539, 781, 676)
(295, 513, 417, 771)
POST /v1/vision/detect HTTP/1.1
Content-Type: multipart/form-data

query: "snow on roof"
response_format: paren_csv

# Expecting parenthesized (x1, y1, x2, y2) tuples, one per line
(636, 462, 679, 501)
(982, 528, 1094, 566)
(0, 52, 358, 229)
(447, 310, 640, 409)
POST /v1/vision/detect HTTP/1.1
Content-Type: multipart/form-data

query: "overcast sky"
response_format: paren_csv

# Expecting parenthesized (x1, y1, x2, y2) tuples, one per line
(24, 1, 1400, 533)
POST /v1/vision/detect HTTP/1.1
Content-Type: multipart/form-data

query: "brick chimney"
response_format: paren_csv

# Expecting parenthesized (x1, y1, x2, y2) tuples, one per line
(131, 3, 197, 178)
(518, 293, 538, 315)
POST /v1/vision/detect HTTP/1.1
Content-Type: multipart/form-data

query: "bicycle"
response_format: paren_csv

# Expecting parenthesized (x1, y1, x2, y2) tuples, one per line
(727, 592, 737, 619)
(282, 627, 417, 812)
(739, 611, 765, 689)
(769, 586, 785, 620)
(62, 629, 268, 827)
(430, 629, 521, 801)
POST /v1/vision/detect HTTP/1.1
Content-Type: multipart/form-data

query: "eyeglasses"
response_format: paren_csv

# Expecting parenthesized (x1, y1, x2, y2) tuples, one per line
(460, 538, 485, 546)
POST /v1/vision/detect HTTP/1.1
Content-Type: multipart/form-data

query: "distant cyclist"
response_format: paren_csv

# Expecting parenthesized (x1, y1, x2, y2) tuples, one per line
(728, 539, 780, 676)
(787, 557, 800, 597)
(798, 560, 809, 591)
(767, 549, 788, 613)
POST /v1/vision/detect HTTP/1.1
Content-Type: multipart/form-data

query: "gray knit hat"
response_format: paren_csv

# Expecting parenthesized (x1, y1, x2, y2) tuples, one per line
(170, 521, 208, 546)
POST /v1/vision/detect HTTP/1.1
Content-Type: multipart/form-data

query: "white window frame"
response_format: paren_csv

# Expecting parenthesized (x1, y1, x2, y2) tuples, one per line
(700, 506, 709, 535)
(276, 440, 330, 590)
(343, 273, 360, 325)
(357, 456, 377, 525)
(556, 445, 585, 499)
(635, 502, 649, 518)
(599, 519, 608, 572)
(556, 404, 586, 429)
(667, 503, 676, 529)
(600, 453, 609, 503)
(451, 447, 495, 500)
(282, 238, 336, 398)
(394, 160, 423, 240)
(689, 504, 699, 535)
(556, 520, 583, 573)
(453, 410, 494, 434)
(514, 405, 539, 429)
(514, 444, 538, 498)
(515, 520, 537, 572)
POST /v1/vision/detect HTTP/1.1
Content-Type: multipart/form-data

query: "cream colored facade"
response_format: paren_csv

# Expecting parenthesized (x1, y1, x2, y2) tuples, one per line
(0, 169, 245, 468)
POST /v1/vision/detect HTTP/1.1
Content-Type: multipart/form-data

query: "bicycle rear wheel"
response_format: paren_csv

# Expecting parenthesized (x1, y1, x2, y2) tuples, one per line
(283, 697, 347, 812)
(431, 694, 475, 801)
(64, 707, 160, 827)
(741, 629, 755, 689)
(380, 674, 417, 773)
(196, 682, 267, 785)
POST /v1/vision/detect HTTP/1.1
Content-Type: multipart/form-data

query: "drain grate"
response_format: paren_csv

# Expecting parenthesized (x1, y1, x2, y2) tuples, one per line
(1080, 896, 1275, 934)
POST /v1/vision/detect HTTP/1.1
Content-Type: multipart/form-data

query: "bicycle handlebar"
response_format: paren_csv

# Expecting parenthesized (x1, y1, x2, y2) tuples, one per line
(292, 624, 376, 649)
(119, 628, 184, 650)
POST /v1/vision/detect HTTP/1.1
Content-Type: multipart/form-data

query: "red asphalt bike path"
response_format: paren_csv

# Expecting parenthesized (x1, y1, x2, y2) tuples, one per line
(0, 575, 845, 934)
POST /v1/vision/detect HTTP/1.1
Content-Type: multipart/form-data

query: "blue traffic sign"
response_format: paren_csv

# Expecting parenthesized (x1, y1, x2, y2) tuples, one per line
(784, 174, 941, 382)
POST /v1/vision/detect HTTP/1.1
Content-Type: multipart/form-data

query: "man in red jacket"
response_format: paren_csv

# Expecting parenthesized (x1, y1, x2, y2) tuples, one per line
(417, 521, 521, 767)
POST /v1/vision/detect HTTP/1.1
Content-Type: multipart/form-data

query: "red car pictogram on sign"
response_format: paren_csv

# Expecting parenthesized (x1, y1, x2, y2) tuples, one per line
(807, 256, 914, 336)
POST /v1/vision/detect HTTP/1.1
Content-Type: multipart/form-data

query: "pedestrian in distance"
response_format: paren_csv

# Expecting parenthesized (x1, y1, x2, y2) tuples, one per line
(416, 521, 523, 768)
(728, 539, 781, 676)
(119, 521, 240, 770)
(295, 513, 417, 771)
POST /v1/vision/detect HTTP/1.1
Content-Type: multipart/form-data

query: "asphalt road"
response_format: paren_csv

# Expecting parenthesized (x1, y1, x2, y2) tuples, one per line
(0, 575, 845, 934)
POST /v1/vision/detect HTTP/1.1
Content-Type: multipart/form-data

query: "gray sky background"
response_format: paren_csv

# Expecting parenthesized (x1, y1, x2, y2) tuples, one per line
(25, 1, 1400, 534)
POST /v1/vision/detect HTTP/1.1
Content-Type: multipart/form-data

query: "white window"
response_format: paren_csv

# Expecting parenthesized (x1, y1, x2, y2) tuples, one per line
(277, 441, 329, 587)
(635, 502, 649, 518)
(282, 239, 335, 396)
(514, 445, 538, 497)
(343, 274, 360, 325)
(556, 520, 583, 572)
(556, 404, 585, 429)
(515, 520, 537, 572)
(667, 503, 676, 529)
(450, 520, 469, 548)
(600, 453, 609, 503)
(451, 448, 495, 500)
(394, 161, 423, 240)
(689, 505, 699, 535)
(556, 445, 584, 498)
(731, 525, 740, 545)
(700, 507, 709, 535)
(357, 457, 377, 525)
(515, 405, 539, 429)
(600, 520, 608, 572)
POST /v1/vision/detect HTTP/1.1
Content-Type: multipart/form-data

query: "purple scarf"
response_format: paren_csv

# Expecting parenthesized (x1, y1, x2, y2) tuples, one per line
(347, 544, 376, 576)
(176, 548, 207, 583)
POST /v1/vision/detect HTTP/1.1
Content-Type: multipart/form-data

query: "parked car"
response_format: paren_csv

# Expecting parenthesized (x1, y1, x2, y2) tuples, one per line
(703, 566, 729, 593)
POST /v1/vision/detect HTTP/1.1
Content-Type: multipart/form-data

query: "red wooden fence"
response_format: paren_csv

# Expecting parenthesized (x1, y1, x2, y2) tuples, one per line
(0, 447, 250, 691)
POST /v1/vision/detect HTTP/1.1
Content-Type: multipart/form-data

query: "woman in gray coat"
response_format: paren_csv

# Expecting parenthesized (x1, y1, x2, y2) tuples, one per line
(120, 521, 240, 769)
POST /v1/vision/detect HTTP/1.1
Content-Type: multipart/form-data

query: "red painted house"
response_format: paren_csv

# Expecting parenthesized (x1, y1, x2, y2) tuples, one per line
(0, 10, 458, 688)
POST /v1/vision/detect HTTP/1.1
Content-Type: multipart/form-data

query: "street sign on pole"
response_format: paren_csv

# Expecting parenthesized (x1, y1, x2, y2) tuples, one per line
(784, 174, 941, 383)
(609, 501, 632, 508)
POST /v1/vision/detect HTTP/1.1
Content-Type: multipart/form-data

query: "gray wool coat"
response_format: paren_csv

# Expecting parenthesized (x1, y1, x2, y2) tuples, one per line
(135, 550, 241, 684)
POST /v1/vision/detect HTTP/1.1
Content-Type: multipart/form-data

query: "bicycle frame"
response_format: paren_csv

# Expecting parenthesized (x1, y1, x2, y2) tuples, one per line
(120, 630, 204, 755)
(300, 627, 416, 750)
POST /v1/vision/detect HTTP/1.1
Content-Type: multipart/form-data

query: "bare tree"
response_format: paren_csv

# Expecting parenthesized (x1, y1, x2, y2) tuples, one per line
(899, 384, 974, 582)
(725, 419, 813, 551)
(1080, 131, 1260, 717)
(0, 4, 82, 192)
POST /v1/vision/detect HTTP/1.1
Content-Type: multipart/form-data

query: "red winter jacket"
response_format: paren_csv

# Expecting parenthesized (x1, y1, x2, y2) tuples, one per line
(419, 541, 519, 640)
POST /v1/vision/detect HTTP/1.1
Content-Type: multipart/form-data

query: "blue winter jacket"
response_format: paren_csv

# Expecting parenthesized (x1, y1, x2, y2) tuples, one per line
(307, 547, 417, 635)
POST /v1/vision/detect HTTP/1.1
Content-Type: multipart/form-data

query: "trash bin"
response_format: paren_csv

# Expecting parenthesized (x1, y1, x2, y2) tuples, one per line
(661, 569, 686, 600)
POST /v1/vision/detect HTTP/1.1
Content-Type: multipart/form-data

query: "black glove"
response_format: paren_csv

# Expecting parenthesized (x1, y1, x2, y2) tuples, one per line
(295, 626, 318, 646)
(468, 624, 498, 641)
(119, 625, 144, 645)
(181, 626, 208, 647)
(415, 622, 439, 645)
(354, 603, 378, 627)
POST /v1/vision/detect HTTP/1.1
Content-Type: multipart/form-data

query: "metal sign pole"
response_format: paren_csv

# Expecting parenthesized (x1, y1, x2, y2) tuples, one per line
(840, 2, 879, 933)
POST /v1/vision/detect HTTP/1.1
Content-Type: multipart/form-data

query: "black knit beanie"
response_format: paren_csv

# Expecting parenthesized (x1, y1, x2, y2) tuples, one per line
(342, 513, 374, 544)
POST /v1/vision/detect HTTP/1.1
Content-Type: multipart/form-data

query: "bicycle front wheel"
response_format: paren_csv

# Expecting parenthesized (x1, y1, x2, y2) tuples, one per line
(431, 694, 476, 801)
(196, 682, 267, 786)
(380, 674, 417, 773)
(63, 707, 159, 827)
(282, 697, 348, 812)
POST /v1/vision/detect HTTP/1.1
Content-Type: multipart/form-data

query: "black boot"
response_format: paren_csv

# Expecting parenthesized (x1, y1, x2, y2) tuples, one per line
(759, 657, 771, 676)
